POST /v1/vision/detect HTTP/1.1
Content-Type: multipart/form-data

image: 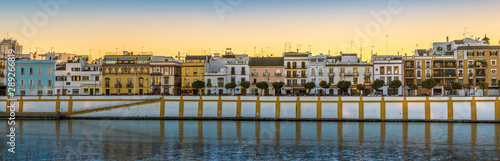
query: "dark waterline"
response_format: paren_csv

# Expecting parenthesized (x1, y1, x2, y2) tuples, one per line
(1, 120, 499, 160)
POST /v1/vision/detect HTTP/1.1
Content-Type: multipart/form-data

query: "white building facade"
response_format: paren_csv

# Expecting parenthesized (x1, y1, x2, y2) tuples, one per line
(372, 55, 403, 96)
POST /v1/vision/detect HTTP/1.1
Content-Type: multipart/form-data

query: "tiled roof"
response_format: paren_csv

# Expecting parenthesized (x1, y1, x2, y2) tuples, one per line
(457, 46, 500, 50)
(249, 57, 284, 66)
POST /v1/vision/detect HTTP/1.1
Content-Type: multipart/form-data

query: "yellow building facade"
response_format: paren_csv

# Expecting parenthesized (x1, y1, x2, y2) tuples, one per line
(102, 54, 151, 95)
(181, 55, 210, 95)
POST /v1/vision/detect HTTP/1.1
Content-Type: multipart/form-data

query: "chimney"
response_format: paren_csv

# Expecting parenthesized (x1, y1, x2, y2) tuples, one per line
(446, 36, 449, 43)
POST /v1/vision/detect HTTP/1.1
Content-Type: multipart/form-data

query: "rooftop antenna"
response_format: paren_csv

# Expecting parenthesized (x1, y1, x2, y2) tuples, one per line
(463, 27, 468, 38)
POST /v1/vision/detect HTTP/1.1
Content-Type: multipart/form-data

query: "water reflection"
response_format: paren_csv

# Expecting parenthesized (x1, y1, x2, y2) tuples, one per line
(1, 120, 499, 160)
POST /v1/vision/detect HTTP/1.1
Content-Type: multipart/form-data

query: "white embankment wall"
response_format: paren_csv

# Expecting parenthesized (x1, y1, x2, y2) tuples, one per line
(1, 96, 499, 121)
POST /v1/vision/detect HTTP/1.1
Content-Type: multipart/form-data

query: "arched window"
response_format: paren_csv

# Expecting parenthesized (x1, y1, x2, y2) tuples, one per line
(311, 69, 315, 75)
(287, 62, 291, 68)
(292, 62, 297, 69)
(139, 77, 144, 87)
(117, 68, 122, 73)
(20, 79, 25, 87)
(131, 68, 135, 73)
(301, 62, 306, 69)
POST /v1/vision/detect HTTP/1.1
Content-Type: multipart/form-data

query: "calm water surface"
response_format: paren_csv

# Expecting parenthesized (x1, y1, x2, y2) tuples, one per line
(1, 120, 499, 160)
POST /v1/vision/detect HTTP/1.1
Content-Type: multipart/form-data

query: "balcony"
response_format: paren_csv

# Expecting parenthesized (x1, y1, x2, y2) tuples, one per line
(218, 83, 224, 86)
(329, 73, 335, 76)
(364, 73, 371, 76)
(263, 73, 269, 76)
(475, 64, 487, 69)
(151, 83, 160, 86)
(115, 83, 122, 88)
(318, 72, 323, 76)
(476, 73, 486, 78)
(251, 72, 258, 76)
(468, 73, 474, 78)
(342, 72, 359, 76)
(275, 73, 282, 76)
(310, 73, 316, 76)
(405, 74, 414, 78)
(126, 83, 134, 88)
(206, 83, 212, 87)
(458, 65, 463, 68)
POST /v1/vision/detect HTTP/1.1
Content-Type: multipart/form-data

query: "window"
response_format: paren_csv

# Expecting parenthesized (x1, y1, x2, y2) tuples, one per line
(301, 62, 306, 69)
(353, 68, 358, 74)
(72, 76, 81, 81)
(82, 76, 90, 81)
(491, 50, 498, 56)
(48, 79, 52, 87)
(37, 90, 43, 95)
(38, 67, 42, 75)
(48, 67, 53, 75)
(95, 88, 100, 94)
(417, 70, 421, 77)
(20, 79, 25, 87)
(21, 68, 25, 75)
(353, 78, 358, 84)
(292, 62, 297, 68)
(387, 67, 392, 74)
(185, 69, 190, 76)
(425, 61, 431, 68)
(20, 90, 25, 96)
(492, 69, 497, 75)
(47, 90, 53, 95)
(72, 89, 79, 94)
(380, 67, 385, 75)
(287, 62, 291, 68)
(394, 67, 399, 74)
(478, 51, 484, 57)
(165, 77, 169, 84)
(95, 76, 100, 81)
(84, 88, 89, 93)
(492, 60, 497, 66)
(380, 77, 385, 84)
(416, 61, 422, 68)
(29, 79, 33, 87)
(194, 69, 198, 76)
(30, 67, 33, 75)
(71, 67, 81, 71)
(467, 51, 474, 57)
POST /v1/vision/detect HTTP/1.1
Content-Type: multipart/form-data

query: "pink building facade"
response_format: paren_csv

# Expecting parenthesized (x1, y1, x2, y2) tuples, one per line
(249, 57, 284, 95)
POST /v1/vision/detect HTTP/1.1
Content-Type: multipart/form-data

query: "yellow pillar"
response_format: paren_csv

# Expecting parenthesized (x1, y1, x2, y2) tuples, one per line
(380, 97, 386, 120)
(198, 96, 203, 117)
(471, 97, 477, 121)
(337, 97, 343, 119)
(296, 96, 301, 119)
(359, 97, 364, 119)
(19, 96, 23, 113)
(179, 96, 184, 117)
(403, 97, 408, 120)
(425, 97, 430, 120)
(316, 96, 321, 119)
(56, 96, 61, 114)
(256, 96, 261, 118)
(447, 97, 453, 120)
(217, 96, 222, 118)
(496, 97, 500, 120)
(236, 96, 241, 118)
(276, 96, 281, 118)
(68, 96, 73, 113)
(160, 96, 165, 117)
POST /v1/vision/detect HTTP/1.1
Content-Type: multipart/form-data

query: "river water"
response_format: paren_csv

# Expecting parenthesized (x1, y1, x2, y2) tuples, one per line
(1, 120, 499, 160)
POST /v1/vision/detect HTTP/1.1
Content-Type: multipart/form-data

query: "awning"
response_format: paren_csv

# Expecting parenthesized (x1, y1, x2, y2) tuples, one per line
(433, 60, 444, 62)
(162, 86, 171, 88)
(137, 57, 148, 60)
(445, 60, 456, 63)
(105, 58, 116, 61)
(475, 59, 486, 63)
(118, 58, 134, 61)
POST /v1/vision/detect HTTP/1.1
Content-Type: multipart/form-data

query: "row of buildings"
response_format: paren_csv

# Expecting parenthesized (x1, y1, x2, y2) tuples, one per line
(1, 35, 499, 96)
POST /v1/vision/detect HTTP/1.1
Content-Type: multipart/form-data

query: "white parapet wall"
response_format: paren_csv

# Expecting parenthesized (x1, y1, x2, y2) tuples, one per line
(2, 96, 499, 122)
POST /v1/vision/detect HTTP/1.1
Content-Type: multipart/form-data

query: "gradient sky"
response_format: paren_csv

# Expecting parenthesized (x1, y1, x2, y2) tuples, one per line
(1, 0, 499, 60)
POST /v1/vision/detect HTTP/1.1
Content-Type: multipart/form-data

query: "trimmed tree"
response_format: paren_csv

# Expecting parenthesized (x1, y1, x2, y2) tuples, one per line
(451, 82, 462, 95)
(463, 84, 471, 96)
(225, 82, 237, 95)
(421, 78, 437, 95)
(272, 81, 285, 96)
(356, 84, 365, 95)
(240, 81, 251, 95)
(256, 81, 269, 96)
(319, 81, 331, 96)
(479, 81, 489, 96)
(389, 80, 402, 96)
(337, 80, 352, 95)
(443, 85, 451, 96)
(372, 79, 384, 94)
(408, 83, 419, 96)
(304, 82, 316, 95)
(192, 80, 205, 95)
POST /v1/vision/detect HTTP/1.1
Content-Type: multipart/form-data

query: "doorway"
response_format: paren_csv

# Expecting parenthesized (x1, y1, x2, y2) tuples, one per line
(90, 89, 94, 95)
(106, 89, 110, 95)
(139, 89, 143, 95)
